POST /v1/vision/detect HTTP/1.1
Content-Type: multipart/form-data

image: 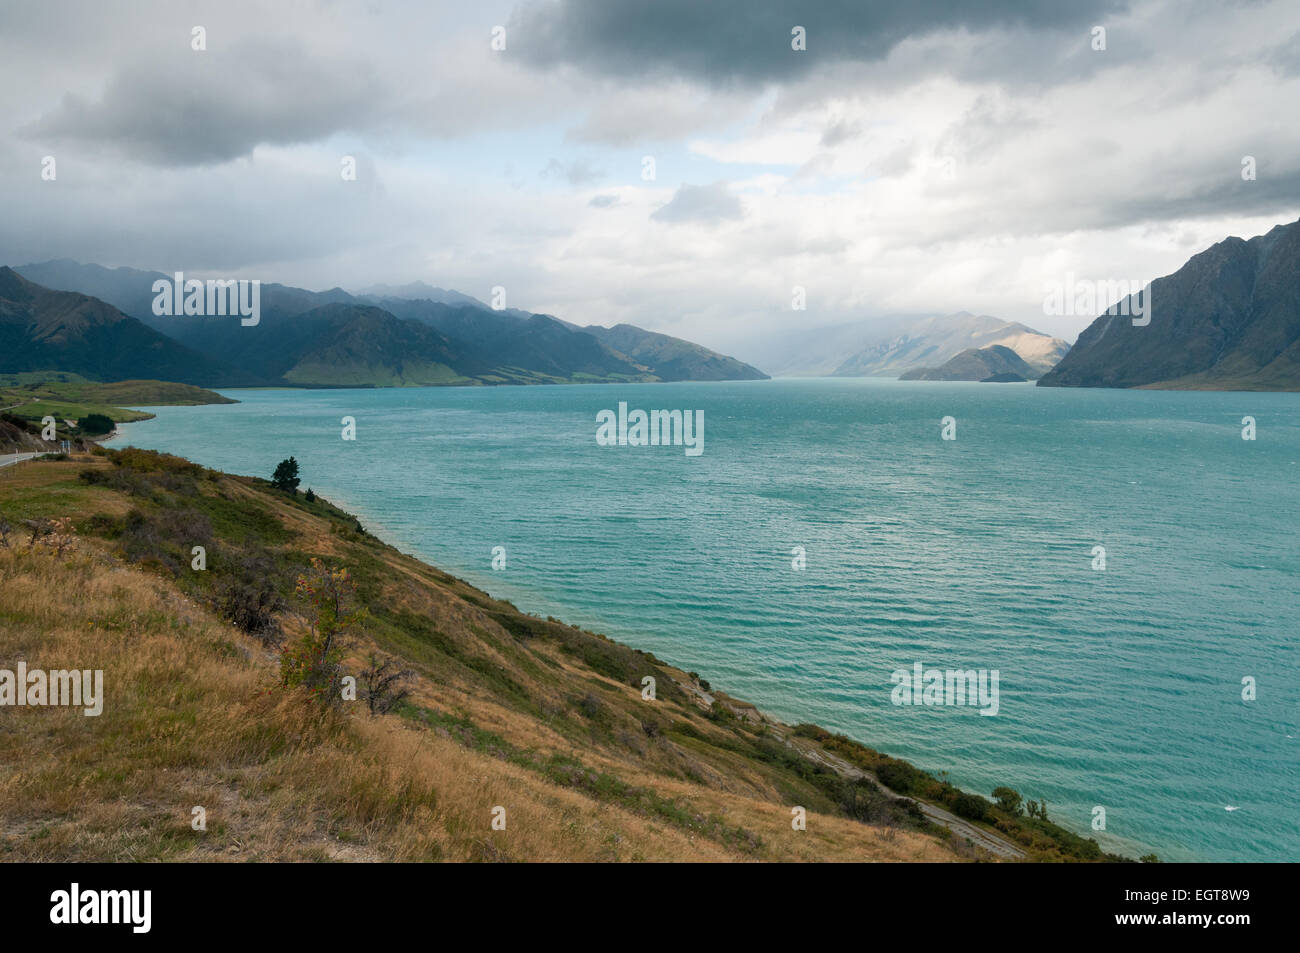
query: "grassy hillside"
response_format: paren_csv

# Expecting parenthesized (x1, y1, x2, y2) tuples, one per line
(0, 450, 1135, 862)
(0, 374, 235, 430)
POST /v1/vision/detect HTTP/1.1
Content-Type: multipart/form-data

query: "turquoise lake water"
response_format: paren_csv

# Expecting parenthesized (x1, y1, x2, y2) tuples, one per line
(108, 378, 1300, 861)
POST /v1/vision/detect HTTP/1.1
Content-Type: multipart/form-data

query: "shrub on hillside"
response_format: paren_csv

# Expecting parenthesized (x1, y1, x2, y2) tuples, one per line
(79, 467, 153, 498)
(78, 414, 114, 435)
(952, 792, 991, 821)
(358, 653, 412, 715)
(280, 558, 365, 706)
(109, 447, 205, 477)
(839, 777, 892, 824)
(992, 786, 1024, 816)
(876, 760, 922, 794)
(216, 552, 285, 644)
(117, 507, 212, 572)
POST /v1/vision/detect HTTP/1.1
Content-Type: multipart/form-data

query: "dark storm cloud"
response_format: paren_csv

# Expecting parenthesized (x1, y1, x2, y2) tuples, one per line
(24, 37, 385, 166)
(650, 182, 744, 224)
(510, 0, 1130, 84)
(1098, 166, 1300, 232)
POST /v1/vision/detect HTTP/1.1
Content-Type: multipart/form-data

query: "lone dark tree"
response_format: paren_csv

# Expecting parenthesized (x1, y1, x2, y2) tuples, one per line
(271, 456, 301, 494)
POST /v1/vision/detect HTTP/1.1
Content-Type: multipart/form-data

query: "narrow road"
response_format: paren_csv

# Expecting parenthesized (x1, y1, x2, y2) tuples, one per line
(779, 725, 1028, 860)
(0, 452, 43, 469)
(913, 800, 1026, 860)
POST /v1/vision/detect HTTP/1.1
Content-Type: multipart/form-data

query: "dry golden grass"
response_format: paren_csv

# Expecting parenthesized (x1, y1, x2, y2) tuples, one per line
(0, 456, 968, 862)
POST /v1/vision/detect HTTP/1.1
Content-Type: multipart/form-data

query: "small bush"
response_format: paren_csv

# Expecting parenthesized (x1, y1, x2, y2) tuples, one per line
(108, 447, 204, 477)
(358, 653, 412, 715)
(280, 559, 365, 707)
(876, 760, 918, 794)
(215, 553, 285, 644)
(79, 467, 153, 498)
(992, 786, 1023, 815)
(78, 413, 114, 435)
(952, 792, 991, 821)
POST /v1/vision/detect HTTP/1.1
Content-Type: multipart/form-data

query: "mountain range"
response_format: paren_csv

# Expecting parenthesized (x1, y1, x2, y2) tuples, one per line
(735, 312, 1070, 379)
(7, 260, 767, 388)
(1039, 217, 1300, 390)
(13, 216, 1300, 392)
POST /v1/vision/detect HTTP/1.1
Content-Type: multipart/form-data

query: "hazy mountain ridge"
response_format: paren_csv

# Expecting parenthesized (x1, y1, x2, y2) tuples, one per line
(736, 312, 1068, 379)
(1038, 218, 1300, 391)
(831, 313, 1069, 378)
(10, 260, 767, 387)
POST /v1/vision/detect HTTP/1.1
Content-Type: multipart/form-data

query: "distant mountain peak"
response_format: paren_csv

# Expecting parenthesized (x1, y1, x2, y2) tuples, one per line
(826, 312, 1068, 378)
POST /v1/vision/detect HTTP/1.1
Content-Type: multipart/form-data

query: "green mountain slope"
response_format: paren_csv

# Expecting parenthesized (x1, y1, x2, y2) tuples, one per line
(582, 323, 769, 381)
(0, 268, 234, 385)
(12, 260, 769, 387)
(900, 344, 1037, 381)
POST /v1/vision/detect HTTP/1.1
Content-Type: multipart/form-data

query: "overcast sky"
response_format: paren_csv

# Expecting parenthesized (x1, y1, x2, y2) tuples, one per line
(2, 0, 1298, 351)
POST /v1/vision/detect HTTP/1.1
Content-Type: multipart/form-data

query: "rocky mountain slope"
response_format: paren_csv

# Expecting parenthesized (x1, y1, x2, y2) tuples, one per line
(1039, 218, 1300, 390)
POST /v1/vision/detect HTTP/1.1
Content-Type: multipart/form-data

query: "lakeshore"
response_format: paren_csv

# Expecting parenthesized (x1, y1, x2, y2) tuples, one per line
(96, 377, 1300, 862)
(0, 442, 1143, 861)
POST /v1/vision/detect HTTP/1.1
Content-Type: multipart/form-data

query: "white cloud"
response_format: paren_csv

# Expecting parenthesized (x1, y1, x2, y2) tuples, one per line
(1, 0, 1298, 361)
